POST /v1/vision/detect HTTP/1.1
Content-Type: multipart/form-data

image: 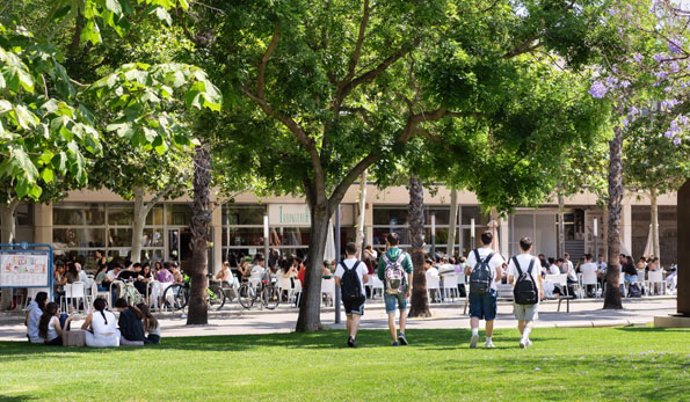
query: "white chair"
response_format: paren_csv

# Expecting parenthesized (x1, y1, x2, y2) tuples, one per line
(441, 274, 459, 301)
(546, 274, 572, 313)
(370, 276, 384, 299)
(321, 278, 336, 306)
(426, 272, 441, 302)
(277, 276, 294, 303)
(91, 282, 110, 308)
(580, 269, 602, 298)
(496, 283, 514, 301)
(292, 280, 303, 307)
(62, 282, 86, 314)
(646, 270, 666, 296)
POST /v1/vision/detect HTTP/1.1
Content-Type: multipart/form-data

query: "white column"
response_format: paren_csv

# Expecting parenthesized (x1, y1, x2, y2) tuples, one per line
(364, 200, 373, 247)
(500, 217, 509, 258)
(623, 201, 632, 256)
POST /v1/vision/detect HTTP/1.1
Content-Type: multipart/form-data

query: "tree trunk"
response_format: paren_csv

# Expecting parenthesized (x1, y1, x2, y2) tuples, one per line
(558, 193, 566, 258)
(0, 200, 19, 310)
(650, 189, 660, 264)
(186, 144, 212, 325)
(131, 186, 150, 263)
(355, 169, 368, 254)
(447, 188, 458, 257)
(604, 124, 624, 309)
(295, 201, 332, 332)
(408, 177, 430, 318)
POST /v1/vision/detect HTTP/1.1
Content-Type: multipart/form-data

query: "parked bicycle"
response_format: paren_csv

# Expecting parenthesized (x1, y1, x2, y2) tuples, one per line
(162, 274, 227, 311)
(237, 272, 280, 310)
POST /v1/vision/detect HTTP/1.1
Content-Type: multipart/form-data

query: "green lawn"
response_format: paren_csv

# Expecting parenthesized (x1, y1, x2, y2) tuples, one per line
(1, 327, 688, 401)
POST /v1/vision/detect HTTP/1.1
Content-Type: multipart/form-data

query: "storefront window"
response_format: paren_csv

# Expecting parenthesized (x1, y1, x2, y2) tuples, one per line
(53, 204, 105, 225)
(167, 204, 192, 226)
(53, 228, 106, 248)
(223, 205, 266, 226)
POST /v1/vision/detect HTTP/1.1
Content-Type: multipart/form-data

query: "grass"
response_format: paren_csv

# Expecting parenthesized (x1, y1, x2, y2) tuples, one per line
(0, 327, 688, 401)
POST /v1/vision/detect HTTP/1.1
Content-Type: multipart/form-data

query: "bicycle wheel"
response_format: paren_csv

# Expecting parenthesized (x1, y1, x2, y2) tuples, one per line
(208, 286, 226, 310)
(262, 285, 280, 310)
(163, 284, 188, 311)
(238, 283, 255, 309)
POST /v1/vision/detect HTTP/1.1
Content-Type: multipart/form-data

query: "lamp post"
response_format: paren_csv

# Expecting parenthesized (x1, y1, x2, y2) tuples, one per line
(263, 215, 269, 267)
(431, 213, 436, 259)
(335, 206, 342, 324)
(593, 218, 598, 259)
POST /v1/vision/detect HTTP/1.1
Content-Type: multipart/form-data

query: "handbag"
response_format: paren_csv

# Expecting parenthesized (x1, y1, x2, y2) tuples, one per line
(62, 329, 86, 347)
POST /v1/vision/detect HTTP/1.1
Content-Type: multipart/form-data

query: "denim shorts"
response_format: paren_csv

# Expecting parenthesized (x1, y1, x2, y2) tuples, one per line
(469, 289, 497, 320)
(384, 292, 408, 313)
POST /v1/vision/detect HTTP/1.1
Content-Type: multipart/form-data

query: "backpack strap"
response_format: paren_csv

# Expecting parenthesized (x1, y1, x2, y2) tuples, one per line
(340, 261, 349, 271)
(395, 252, 406, 265)
(512, 256, 523, 276)
(527, 258, 535, 275)
(382, 253, 391, 265)
(483, 253, 495, 265)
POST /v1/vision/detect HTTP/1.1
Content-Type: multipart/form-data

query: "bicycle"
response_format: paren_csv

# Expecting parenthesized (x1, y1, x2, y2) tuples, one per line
(161, 275, 226, 312)
(237, 272, 280, 310)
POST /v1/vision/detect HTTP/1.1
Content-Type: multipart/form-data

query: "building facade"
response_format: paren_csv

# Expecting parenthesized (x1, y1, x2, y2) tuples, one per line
(0, 186, 678, 271)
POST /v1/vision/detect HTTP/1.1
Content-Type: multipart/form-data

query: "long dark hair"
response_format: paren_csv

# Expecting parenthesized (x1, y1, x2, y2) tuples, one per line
(34, 292, 48, 311)
(136, 303, 158, 332)
(39, 302, 58, 339)
(93, 298, 109, 325)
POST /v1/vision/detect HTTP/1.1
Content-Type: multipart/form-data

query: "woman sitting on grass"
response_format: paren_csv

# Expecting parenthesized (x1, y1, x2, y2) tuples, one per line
(136, 303, 161, 344)
(26, 291, 48, 344)
(114, 298, 145, 346)
(38, 302, 65, 346)
(82, 298, 120, 348)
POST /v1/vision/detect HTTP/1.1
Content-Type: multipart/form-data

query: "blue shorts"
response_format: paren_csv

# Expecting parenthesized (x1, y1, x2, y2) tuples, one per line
(384, 292, 408, 313)
(469, 289, 497, 320)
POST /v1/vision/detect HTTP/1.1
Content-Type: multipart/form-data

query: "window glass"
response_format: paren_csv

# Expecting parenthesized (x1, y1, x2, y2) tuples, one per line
(142, 228, 164, 247)
(373, 207, 408, 226)
(461, 206, 490, 225)
(108, 228, 133, 247)
(424, 207, 450, 225)
(53, 228, 106, 248)
(108, 205, 134, 226)
(167, 204, 192, 226)
(223, 227, 265, 247)
(223, 205, 266, 226)
(145, 206, 164, 226)
(53, 204, 105, 225)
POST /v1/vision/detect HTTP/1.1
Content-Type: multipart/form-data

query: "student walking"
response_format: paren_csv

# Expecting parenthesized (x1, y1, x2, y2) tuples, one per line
(377, 233, 414, 346)
(507, 237, 544, 349)
(334, 242, 369, 347)
(465, 230, 504, 349)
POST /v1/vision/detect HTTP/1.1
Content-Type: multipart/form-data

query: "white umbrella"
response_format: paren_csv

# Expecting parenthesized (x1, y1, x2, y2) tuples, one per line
(323, 218, 336, 263)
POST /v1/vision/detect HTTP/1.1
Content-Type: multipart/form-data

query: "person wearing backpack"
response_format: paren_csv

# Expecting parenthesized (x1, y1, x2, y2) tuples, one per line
(507, 237, 544, 349)
(377, 233, 414, 346)
(334, 242, 369, 348)
(465, 230, 504, 349)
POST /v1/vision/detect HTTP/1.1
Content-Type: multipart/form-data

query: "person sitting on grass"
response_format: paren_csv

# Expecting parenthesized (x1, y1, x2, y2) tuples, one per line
(136, 303, 161, 345)
(114, 298, 145, 346)
(82, 298, 120, 348)
(39, 302, 65, 346)
(26, 291, 48, 344)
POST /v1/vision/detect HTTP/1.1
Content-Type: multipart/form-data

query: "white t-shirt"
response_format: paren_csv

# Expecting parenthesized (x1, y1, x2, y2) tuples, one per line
(580, 262, 597, 276)
(91, 310, 118, 336)
(27, 301, 44, 343)
(334, 258, 368, 297)
(566, 260, 577, 282)
(466, 247, 505, 291)
(508, 254, 542, 280)
(426, 267, 439, 277)
(47, 317, 60, 341)
(250, 265, 265, 278)
(548, 264, 560, 275)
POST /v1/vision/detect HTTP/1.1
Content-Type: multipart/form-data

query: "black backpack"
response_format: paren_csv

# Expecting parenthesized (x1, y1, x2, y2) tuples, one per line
(470, 250, 494, 295)
(340, 261, 363, 302)
(512, 256, 538, 305)
(628, 283, 642, 298)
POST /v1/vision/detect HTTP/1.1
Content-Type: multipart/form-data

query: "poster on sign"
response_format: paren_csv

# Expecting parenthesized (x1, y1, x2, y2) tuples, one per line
(0, 252, 50, 288)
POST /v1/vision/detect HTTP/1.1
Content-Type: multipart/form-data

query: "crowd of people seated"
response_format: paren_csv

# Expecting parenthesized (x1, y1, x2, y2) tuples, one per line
(25, 291, 160, 347)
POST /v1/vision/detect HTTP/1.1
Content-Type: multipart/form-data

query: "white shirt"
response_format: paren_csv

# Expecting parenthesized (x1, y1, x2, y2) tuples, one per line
(548, 264, 560, 275)
(334, 258, 368, 297)
(466, 247, 505, 291)
(27, 301, 44, 343)
(580, 262, 597, 276)
(508, 254, 542, 280)
(250, 265, 265, 278)
(426, 267, 439, 277)
(91, 310, 118, 336)
(47, 317, 60, 341)
(566, 260, 577, 282)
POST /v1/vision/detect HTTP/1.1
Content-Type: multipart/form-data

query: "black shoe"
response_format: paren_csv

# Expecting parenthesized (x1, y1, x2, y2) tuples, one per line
(398, 333, 408, 346)
(347, 337, 356, 348)
(391, 341, 399, 346)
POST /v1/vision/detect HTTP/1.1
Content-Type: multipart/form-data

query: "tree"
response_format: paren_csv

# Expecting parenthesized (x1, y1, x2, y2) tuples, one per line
(407, 177, 430, 318)
(198, 0, 616, 331)
(624, 110, 690, 263)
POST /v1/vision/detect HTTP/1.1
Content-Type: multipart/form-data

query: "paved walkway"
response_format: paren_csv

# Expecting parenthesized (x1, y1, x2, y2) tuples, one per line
(0, 297, 677, 342)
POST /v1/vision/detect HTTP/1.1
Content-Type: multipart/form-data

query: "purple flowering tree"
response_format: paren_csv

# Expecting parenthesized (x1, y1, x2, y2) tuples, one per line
(588, 0, 690, 308)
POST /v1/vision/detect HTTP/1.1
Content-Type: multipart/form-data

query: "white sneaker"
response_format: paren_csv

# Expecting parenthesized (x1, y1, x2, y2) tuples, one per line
(484, 339, 495, 349)
(469, 334, 479, 349)
(526, 339, 533, 348)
